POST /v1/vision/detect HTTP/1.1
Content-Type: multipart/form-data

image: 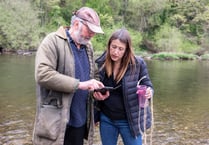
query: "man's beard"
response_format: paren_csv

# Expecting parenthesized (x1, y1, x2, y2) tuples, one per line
(74, 25, 91, 45)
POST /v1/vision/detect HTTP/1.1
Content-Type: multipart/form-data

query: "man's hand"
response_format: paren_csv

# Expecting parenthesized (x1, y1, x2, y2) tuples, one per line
(78, 79, 109, 100)
(78, 79, 104, 91)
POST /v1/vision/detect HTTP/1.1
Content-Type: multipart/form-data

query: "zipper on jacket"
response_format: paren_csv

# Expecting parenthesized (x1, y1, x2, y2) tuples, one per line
(122, 80, 138, 138)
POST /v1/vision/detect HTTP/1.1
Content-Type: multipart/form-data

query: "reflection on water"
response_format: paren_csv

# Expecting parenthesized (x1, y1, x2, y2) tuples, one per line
(0, 55, 209, 145)
(148, 60, 209, 145)
(0, 55, 36, 145)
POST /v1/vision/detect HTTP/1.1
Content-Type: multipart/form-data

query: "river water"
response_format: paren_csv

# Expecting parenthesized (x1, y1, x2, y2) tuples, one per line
(0, 55, 209, 145)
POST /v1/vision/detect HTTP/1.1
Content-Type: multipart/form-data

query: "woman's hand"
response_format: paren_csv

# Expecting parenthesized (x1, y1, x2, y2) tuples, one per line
(93, 91, 109, 100)
(145, 87, 153, 99)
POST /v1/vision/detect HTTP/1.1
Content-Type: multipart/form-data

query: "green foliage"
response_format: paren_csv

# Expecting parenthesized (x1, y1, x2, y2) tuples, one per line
(153, 23, 183, 52)
(92, 22, 142, 53)
(153, 23, 200, 53)
(167, 0, 209, 42)
(59, 0, 83, 26)
(0, 0, 41, 50)
(90, 13, 115, 52)
(92, 23, 124, 52)
(85, 0, 112, 15)
(175, 53, 199, 60)
(0, 0, 209, 54)
(180, 39, 200, 53)
(201, 54, 209, 60)
(151, 52, 198, 60)
(126, 0, 168, 31)
(152, 52, 179, 60)
(170, 14, 186, 28)
(47, 5, 68, 29)
(201, 32, 209, 52)
(128, 28, 143, 51)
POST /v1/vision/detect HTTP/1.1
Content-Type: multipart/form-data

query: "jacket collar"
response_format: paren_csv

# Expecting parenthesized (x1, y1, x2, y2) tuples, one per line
(55, 26, 69, 40)
(95, 51, 106, 65)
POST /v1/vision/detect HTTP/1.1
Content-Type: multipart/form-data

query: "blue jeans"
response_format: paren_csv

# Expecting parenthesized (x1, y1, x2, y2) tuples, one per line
(100, 113, 142, 145)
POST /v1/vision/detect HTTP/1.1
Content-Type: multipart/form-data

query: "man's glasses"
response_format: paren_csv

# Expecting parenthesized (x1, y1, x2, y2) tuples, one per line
(79, 21, 95, 35)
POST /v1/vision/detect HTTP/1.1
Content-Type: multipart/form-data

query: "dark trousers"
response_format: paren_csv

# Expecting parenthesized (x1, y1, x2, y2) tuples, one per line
(64, 124, 86, 145)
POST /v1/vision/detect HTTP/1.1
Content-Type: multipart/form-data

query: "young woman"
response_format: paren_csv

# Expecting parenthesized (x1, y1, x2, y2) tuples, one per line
(95, 28, 154, 145)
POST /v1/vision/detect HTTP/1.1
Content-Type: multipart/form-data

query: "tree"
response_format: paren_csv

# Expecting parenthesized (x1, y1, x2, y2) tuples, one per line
(168, 0, 209, 53)
(124, 0, 168, 32)
(0, 0, 41, 50)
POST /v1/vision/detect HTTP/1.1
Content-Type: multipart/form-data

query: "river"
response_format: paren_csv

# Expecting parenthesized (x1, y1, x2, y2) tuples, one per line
(0, 55, 208, 145)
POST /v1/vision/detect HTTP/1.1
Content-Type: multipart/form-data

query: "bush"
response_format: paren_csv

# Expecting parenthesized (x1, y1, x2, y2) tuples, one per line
(151, 52, 199, 60)
(0, 0, 41, 50)
(92, 22, 142, 53)
(201, 54, 209, 60)
(153, 23, 183, 52)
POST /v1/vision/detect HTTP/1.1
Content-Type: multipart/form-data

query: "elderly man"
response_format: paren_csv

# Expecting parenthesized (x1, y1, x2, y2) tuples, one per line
(32, 7, 109, 145)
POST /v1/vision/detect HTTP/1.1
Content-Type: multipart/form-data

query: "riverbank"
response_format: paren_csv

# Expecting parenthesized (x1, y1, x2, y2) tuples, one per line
(1, 49, 209, 61)
(95, 51, 209, 61)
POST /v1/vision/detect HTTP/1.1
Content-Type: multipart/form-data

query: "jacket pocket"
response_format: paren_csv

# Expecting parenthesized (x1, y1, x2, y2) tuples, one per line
(36, 105, 61, 140)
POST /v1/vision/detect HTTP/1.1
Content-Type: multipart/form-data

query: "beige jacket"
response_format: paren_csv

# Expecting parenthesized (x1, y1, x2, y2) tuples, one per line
(32, 26, 96, 145)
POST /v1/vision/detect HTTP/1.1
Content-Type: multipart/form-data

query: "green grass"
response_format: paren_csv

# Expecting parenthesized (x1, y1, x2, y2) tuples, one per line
(151, 52, 199, 60)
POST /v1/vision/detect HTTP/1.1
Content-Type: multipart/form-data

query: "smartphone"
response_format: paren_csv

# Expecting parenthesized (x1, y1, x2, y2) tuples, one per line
(94, 85, 121, 95)
(94, 87, 113, 95)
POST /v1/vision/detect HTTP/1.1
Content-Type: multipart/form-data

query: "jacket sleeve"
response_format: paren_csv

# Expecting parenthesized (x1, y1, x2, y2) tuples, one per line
(138, 58, 154, 92)
(35, 33, 79, 93)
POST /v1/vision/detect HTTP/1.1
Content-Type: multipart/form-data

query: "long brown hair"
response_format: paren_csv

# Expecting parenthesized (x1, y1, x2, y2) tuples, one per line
(104, 28, 136, 83)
